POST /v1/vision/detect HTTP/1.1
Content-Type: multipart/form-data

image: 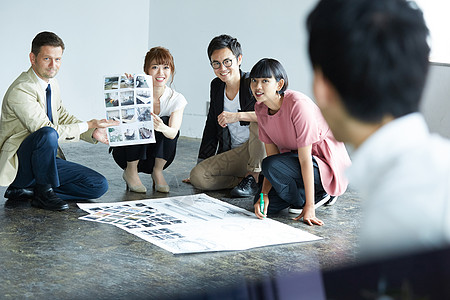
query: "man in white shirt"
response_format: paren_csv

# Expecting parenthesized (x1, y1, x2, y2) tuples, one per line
(0, 31, 117, 211)
(307, 0, 450, 260)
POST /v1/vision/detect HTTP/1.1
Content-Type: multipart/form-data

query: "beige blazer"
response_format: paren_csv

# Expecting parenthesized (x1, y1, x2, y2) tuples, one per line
(0, 67, 96, 186)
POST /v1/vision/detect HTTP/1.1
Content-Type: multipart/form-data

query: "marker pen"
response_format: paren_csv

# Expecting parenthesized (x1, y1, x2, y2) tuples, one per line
(260, 193, 265, 217)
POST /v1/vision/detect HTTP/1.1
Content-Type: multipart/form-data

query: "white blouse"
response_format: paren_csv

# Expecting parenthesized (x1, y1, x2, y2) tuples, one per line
(158, 86, 187, 117)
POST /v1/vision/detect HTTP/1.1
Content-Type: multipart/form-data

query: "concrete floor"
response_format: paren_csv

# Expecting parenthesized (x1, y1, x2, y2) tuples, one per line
(0, 137, 362, 299)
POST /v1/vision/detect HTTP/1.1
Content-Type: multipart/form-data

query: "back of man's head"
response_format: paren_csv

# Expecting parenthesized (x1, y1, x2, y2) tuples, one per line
(31, 31, 65, 56)
(307, 0, 430, 122)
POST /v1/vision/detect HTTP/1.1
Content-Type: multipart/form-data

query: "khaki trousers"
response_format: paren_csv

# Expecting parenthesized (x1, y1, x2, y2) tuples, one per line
(190, 122, 266, 190)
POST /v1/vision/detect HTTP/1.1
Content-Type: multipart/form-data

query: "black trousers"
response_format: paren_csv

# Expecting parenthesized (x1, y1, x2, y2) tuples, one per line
(111, 116, 179, 174)
(253, 152, 327, 214)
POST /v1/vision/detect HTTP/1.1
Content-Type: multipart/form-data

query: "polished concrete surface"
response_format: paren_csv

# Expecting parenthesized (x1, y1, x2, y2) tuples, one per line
(0, 137, 362, 299)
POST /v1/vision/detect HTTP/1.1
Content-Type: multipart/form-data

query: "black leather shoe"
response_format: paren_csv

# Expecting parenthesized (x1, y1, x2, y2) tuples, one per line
(4, 186, 34, 200)
(230, 175, 259, 198)
(5, 199, 31, 209)
(31, 187, 69, 211)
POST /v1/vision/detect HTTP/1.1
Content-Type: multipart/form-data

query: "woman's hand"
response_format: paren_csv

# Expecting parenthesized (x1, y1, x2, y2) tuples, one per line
(293, 204, 324, 226)
(254, 194, 268, 219)
(151, 112, 167, 133)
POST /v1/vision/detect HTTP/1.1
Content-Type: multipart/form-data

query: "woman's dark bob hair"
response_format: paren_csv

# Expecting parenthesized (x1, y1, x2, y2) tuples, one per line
(250, 58, 289, 94)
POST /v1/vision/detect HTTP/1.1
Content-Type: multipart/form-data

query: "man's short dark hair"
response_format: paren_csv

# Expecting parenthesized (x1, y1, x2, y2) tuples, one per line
(31, 31, 65, 56)
(207, 34, 242, 61)
(307, 0, 430, 122)
(250, 58, 289, 95)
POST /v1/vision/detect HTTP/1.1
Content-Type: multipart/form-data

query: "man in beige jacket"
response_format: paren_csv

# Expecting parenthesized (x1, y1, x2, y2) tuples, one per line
(0, 31, 117, 211)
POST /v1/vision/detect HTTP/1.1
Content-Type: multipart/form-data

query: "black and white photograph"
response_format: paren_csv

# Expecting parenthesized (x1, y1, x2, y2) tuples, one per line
(137, 107, 152, 121)
(119, 90, 134, 106)
(124, 128, 138, 141)
(139, 124, 153, 140)
(121, 108, 136, 123)
(135, 75, 150, 88)
(136, 90, 152, 104)
(106, 110, 120, 121)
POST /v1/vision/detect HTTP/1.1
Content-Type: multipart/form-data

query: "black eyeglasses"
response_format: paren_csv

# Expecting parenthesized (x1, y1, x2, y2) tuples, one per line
(210, 58, 233, 69)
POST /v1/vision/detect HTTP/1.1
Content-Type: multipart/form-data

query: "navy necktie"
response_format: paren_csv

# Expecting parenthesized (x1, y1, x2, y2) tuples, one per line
(46, 84, 53, 123)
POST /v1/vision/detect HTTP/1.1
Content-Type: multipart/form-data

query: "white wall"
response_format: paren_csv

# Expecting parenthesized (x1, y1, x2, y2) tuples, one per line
(1, 0, 319, 139)
(2, 0, 448, 140)
(0, 0, 149, 122)
(421, 64, 450, 138)
(415, 0, 450, 64)
(148, 0, 319, 138)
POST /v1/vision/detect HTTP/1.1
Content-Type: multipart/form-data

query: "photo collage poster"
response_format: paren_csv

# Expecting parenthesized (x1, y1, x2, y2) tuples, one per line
(104, 74, 156, 146)
(78, 194, 322, 254)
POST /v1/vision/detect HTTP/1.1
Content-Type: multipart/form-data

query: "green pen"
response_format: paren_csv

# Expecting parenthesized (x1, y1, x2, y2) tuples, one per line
(260, 193, 265, 217)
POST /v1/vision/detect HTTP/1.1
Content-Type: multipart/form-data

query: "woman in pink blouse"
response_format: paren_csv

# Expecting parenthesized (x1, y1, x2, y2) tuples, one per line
(251, 58, 351, 226)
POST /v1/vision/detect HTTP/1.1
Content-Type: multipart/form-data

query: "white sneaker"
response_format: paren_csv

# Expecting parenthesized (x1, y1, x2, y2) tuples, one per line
(288, 194, 331, 214)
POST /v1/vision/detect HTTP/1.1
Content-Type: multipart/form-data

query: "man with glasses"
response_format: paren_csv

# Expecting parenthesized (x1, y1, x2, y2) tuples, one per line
(188, 34, 265, 197)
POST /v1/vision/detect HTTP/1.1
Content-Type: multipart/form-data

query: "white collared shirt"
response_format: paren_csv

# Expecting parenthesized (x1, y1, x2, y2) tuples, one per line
(31, 68, 88, 133)
(348, 113, 450, 260)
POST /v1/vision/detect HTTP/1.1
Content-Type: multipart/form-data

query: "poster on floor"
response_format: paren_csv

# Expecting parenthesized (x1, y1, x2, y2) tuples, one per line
(77, 194, 322, 254)
(103, 74, 155, 146)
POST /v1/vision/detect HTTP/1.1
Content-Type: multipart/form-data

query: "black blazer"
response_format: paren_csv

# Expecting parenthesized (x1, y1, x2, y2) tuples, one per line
(197, 70, 255, 161)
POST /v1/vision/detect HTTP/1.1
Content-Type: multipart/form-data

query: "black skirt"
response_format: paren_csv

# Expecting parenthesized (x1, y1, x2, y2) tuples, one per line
(110, 116, 179, 174)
